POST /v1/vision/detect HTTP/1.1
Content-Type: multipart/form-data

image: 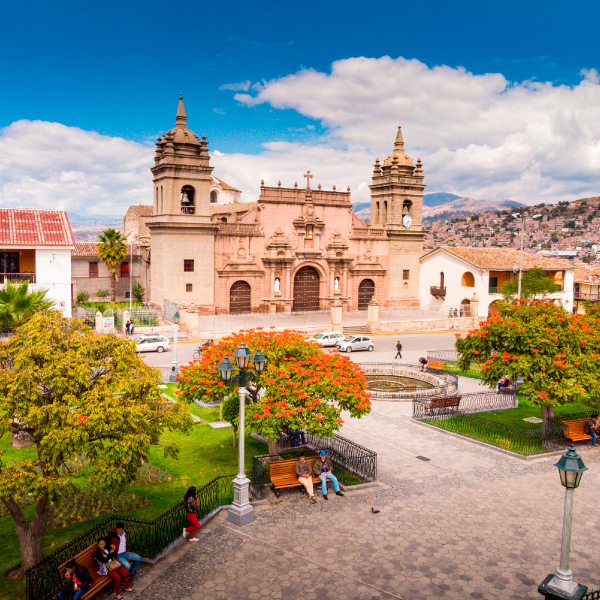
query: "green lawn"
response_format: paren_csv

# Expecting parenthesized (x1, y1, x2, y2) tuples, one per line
(441, 361, 482, 379)
(0, 385, 264, 600)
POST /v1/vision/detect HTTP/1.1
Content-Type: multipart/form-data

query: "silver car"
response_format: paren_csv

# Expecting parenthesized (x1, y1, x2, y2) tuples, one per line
(306, 331, 345, 347)
(335, 335, 375, 353)
(135, 335, 170, 353)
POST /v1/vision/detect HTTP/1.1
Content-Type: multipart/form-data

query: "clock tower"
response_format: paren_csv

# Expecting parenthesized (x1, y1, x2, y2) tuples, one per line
(369, 126, 426, 304)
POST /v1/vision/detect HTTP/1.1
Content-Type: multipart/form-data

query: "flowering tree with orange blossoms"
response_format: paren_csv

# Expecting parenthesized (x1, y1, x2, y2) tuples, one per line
(456, 299, 600, 429)
(177, 329, 372, 454)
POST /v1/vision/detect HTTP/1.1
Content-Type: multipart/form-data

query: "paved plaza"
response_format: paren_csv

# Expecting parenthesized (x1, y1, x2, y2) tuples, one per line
(129, 376, 600, 600)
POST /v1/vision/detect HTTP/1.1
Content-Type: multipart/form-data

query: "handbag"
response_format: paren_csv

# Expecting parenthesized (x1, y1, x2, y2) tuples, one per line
(107, 559, 121, 572)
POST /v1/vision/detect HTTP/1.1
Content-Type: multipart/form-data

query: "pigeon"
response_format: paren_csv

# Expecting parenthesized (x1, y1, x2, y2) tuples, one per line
(371, 507, 380, 514)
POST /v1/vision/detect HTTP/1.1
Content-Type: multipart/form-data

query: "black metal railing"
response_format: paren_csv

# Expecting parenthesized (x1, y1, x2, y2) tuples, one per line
(26, 474, 234, 600)
(412, 390, 516, 419)
(249, 433, 377, 499)
(427, 349, 462, 363)
(583, 588, 600, 599)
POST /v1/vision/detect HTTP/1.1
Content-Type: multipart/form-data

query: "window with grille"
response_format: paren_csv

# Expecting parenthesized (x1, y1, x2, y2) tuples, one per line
(120, 262, 130, 278)
(403, 270, 410, 280)
(186, 284, 193, 292)
(89, 261, 98, 278)
(184, 260, 194, 272)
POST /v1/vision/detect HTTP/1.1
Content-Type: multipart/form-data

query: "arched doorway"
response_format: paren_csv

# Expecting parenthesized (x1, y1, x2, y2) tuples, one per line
(488, 300, 500, 318)
(230, 281, 251, 314)
(358, 279, 375, 310)
(460, 298, 471, 317)
(293, 266, 320, 311)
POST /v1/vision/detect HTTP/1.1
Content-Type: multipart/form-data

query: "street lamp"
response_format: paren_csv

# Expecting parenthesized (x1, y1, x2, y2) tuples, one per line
(538, 445, 588, 600)
(512, 213, 541, 299)
(170, 311, 180, 382)
(217, 344, 267, 526)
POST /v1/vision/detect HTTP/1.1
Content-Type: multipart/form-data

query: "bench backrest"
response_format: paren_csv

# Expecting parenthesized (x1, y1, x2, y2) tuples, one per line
(270, 457, 317, 478)
(428, 360, 445, 370)
(58, 545, 104, 582)
(563, 419, 587, 434)
(431, 396, 461, 408)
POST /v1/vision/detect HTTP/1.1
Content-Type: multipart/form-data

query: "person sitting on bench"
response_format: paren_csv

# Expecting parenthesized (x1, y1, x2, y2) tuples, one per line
(313, 449, 344, 500)
(60, 559, 93, 600)
(295, 452, 316, 504)
(585, 414, 600, 447)
(289, 421, 307, 446)
(106, 522, 142, 578)
(497, 375, 511, 393)
(94, 537, 135, 600)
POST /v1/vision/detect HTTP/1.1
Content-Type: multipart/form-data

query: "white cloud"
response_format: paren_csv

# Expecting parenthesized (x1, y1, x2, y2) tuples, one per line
(0, 120, 153, 216)
(219, 80, 252, 91)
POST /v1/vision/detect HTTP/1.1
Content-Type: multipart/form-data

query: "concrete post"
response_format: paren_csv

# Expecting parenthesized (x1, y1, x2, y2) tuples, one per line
(95, 311, 103, 334)
(367, 299, 379, 326)
(470, 294, 479, 319)
(122, 309, 130, 334)
(331, 299, 343, 332)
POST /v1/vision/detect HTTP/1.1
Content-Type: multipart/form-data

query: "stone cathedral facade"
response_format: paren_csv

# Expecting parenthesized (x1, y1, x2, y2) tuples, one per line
(134, 96, 426, 314)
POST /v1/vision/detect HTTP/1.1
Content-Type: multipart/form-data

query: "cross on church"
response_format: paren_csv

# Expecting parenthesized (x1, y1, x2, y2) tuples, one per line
(303, 171, 313, 190)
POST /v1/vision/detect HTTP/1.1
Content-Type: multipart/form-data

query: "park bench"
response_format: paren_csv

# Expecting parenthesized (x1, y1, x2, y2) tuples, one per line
(498, 383, 516, 395)
(269, 456, 321, 498)
(425, 396, 462, 415)
(58, 544, 112, 600)
(563, 419, 593, 443)
(427, 360, 445, 371)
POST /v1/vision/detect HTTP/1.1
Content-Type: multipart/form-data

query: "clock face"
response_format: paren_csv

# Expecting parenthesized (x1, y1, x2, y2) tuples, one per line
(403, 214, 412, 228)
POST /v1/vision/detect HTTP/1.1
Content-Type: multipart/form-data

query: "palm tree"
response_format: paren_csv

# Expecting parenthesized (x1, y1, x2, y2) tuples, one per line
(97, 229, 127, 302)
(0, 281, 56, 331)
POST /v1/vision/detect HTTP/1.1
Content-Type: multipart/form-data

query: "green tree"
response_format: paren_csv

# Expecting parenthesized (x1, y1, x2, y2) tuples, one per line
(177, 329, 372, 455)
(456, 300, 600, 428)
(0, 313, 192, 577)
(133, 284, 145, 303)
(0, 281, 55, 331)
(501, 267, 558, 301)
(97, 229, 127, 302)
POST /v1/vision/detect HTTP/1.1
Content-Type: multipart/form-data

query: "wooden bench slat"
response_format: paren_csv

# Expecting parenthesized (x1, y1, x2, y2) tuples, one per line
(58, 543, 115, 600)
(563, 419, 592, 442)
(269, 457, 321, 493)
(427, 360, 445, 370)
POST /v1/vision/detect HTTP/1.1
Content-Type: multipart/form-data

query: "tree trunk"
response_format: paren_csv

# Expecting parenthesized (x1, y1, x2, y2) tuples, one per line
(110, 274, 116, 303)
(267, 440, 279, 456)
(3, 495, 51, 579)
(232, 425, 238, 448)
(541, 405, 555, 430)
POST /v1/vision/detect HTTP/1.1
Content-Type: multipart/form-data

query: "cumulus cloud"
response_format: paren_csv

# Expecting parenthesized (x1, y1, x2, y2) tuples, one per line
(0, 120, 153, 216)
(231, 57, 600, 204)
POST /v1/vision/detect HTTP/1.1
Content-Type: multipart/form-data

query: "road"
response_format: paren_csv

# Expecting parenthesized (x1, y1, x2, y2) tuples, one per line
(138, 330, 465, 369)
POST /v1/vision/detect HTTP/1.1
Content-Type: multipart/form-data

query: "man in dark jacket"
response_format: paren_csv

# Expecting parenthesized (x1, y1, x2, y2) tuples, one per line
(313, 449, 344, 500)
(395, 341, 402, 359)
(60, 559, 92, 600)
(585, 414, 600, 447)
(106, 522, 142, 576)
(295, 452, 316, 503)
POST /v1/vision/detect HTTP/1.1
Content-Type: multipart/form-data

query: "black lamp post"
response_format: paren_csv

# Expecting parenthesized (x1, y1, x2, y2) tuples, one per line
(217, 344, 267, 526)
(538, 445, 588, 600)
(170, 311, 180, 382)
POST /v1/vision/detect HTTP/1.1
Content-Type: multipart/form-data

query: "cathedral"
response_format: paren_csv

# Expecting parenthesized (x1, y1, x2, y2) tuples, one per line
(128, 95, 426, 314)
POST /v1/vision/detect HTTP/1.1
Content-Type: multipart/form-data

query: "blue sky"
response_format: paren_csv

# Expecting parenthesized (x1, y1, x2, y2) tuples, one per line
(1, 0, 599, 215)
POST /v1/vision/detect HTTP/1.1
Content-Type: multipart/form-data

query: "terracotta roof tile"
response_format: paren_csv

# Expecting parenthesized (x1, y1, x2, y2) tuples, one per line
(426, 247, 574, 270)
(574, 265, 600, 284)
(210, 202, 257, 215)
(211, 175, 241, 193)
(0, 208, 74, 246)
(73, 242, 141, 257)
(128, 205, 154, 217)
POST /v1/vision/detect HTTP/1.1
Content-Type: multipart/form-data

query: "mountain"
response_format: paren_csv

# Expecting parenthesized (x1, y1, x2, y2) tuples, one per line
(423, 196, 525, 220)
(423, 193, 461, 207)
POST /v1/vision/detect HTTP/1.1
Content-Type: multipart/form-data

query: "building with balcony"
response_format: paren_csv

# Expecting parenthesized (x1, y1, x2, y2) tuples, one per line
(419, 247, 574, 318)
(573, 265, 600, 314)
(0, 208, 74, 316)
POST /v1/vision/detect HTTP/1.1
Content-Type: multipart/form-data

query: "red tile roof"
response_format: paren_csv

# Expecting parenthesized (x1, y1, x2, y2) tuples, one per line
(127, 205, 154, 217)
(73, 242, 141, 257)
(210, 201, 257, 215)
(0, 208, 74, 246)
(211, 175, 241, 193)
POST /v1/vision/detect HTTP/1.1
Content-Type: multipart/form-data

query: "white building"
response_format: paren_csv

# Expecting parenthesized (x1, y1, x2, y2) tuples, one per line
(0, 208, 74, 317)
(210, 175, 241, 206)
(419, 247, 574, 318)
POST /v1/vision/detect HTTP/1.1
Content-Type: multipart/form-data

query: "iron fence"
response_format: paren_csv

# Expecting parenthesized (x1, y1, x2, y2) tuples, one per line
(163, 298, 180, 324)
(427, 349, 462, 363)
(250, 433, 377, 499)
(131, 306, 162, 327)
(412, 390, 517, 419)
(25, 474, 234, 600)
(583, 588, 600, 599)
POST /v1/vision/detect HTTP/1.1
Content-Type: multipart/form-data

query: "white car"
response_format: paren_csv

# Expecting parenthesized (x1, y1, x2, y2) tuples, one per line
(306, 331, 345, 347)
(135, 335, 170, 353)
(335, 335, 375, 353)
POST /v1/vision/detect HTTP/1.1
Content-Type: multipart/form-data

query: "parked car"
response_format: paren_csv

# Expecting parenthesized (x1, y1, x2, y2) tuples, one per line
(335, 335, 375, 353)
(305, 331, 345, 347)
(135, 335, 170, 353)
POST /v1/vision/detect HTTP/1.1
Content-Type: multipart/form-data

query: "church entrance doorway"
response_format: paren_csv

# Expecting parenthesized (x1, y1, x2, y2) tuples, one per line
(358, 279, 375, 310)
(230, 281, 251, 314)
(293, 266, 320, 312)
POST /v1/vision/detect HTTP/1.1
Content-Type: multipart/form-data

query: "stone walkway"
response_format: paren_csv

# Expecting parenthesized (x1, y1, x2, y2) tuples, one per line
(129, 386, 600, 600)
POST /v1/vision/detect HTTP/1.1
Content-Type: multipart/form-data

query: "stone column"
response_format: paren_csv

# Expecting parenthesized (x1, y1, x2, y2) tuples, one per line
(270, 268, 276, 298)
(122, 309, 130, 334)
(367, 299, 379, 327)
(470, 294, 479, 319)
(331, 299, 343, 331)
(329, 269, 335, 297)
(285, 267, 292, 298)
(95, 311, 103, 334)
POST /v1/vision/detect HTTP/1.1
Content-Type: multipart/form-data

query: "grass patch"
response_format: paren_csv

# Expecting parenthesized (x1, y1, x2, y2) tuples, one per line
(441, 361, 482, 379)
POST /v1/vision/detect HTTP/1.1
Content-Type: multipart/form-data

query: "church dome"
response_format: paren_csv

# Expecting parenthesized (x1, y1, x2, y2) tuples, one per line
(164, 94, 200, 146)
(383, 126, 414, 168)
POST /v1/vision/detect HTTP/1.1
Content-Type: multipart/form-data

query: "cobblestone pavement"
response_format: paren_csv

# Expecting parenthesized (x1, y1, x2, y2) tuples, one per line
(129, 394, 600, 600)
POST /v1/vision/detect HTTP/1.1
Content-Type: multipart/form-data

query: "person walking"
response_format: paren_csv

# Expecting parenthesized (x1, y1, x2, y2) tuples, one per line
(183, 486, 201, 541)
(125, 320, 131, 336)
(394, 340, 402, 359)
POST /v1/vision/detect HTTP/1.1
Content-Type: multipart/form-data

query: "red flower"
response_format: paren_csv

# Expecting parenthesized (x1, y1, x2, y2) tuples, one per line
(474, 351, 480, 355)
(539, 391, 548, 398)
(533, 349, 539, 353)
(77, 416, 88, 423)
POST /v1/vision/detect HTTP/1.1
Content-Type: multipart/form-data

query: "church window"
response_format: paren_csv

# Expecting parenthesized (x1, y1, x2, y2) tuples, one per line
(211, 190, 218, 203)
(186, 284, 193, 292)
(305, 225, 314, 240)
(184, 260, 195, 272)
(120, 262, 130, 278)
(382, 201, 388, 224)
(181, 185, 195, 214)
(403, 270, 409, 281)
(374, 202, 380, 225)
(89, 261, 98, 278)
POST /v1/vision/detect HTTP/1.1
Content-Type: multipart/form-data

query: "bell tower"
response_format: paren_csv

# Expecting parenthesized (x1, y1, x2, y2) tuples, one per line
(147, 95, 217, 310)
(370, 126, 425, 304)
